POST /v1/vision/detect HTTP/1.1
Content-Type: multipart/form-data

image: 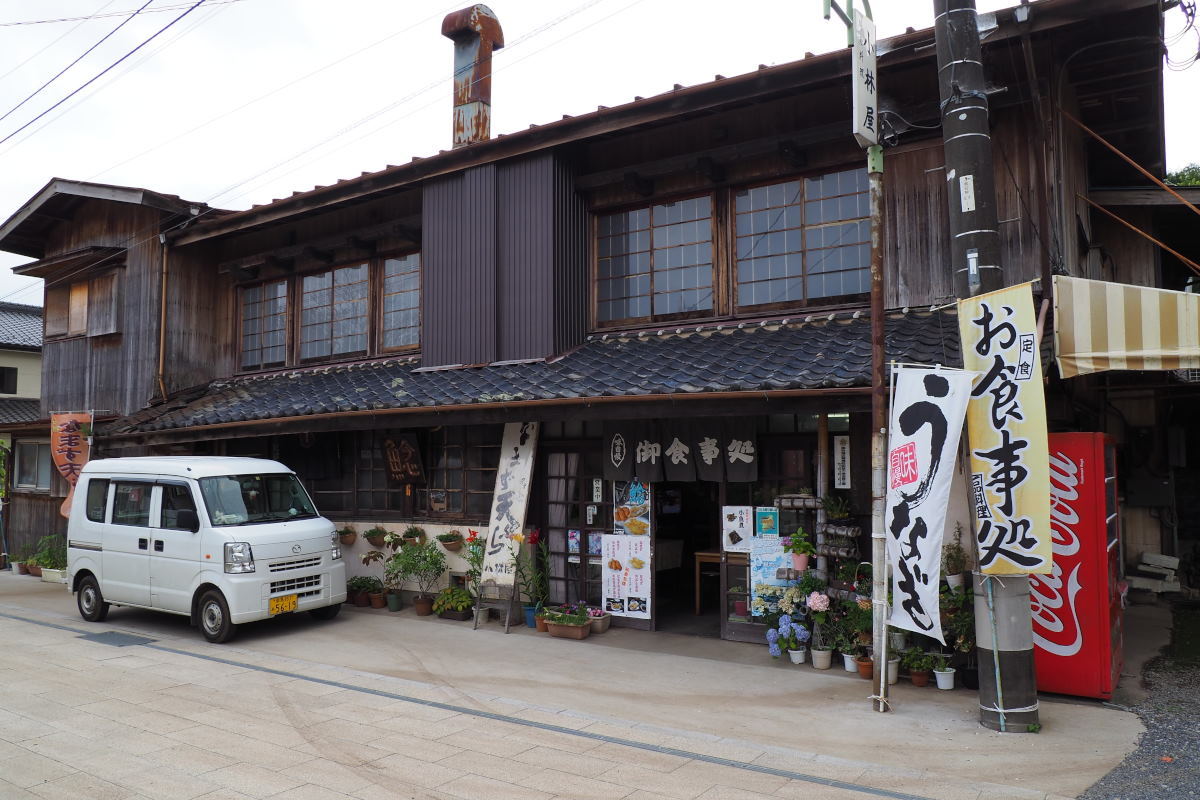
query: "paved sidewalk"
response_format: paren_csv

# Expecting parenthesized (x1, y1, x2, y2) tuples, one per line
(0, 573, 1153, 799)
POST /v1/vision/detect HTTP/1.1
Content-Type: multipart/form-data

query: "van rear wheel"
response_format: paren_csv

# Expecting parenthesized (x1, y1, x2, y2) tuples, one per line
(198, 590, 237, 643)
(77, 575, 109, 622)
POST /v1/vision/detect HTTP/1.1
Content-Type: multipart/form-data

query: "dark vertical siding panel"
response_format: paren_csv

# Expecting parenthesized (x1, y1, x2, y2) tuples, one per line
(553, 155, 587, 354)
(498, 154, 554, 361)
(885, 143, 952, 308)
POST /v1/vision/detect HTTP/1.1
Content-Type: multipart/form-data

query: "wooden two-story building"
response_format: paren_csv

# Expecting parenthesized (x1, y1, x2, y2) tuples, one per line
(2, 0, 1188, 635)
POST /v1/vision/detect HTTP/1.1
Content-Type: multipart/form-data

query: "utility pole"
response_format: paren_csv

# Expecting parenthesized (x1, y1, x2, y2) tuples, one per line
(935, 0, 1039, 733)
(823, 0, 889, 713)
(935, 0, 1003, 297)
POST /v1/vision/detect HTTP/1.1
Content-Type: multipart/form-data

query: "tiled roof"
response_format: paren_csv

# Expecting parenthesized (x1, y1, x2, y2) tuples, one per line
(0, 302, 42, 350)
(0, 398, 41, 425)
(108, 309, 963, 435)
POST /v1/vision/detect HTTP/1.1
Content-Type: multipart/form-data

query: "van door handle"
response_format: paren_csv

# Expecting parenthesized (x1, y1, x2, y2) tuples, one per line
(154, 540, 164, 552)
(138, 538, 148, 550)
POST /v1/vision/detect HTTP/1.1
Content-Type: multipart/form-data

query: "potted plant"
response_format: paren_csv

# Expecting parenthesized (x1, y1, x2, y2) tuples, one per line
(32, 535, 67, 583)
(346, 576, 376, 607)
(363, 526, 389, 548)
(902, 647, 936, 687)
(542, 607, 592, 640)
(24, 553, 42, 578)
(433, 587, 474, 620)
(767, 614, 810, 664)
(842, 596, 873, 647)
(942, 524, 968, 591)
(807, 591, 834, 669)
(402, 525, 427, 547)
(337, 525, 357, 547)
(932, 653, 956, 690)
(511, 530, 549, 628)
(781, 528, 816, 572)
(436, 530, 464, 552)
(391, 541, 447, 616)
(382, 559, 404, 612)
(587, 605, 612, 633)
(821, 493, 852, 521)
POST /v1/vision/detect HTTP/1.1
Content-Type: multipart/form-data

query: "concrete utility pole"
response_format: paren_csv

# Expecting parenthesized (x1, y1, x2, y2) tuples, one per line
(935, 0, 1003, 297)
(935, 0, 1039, 733)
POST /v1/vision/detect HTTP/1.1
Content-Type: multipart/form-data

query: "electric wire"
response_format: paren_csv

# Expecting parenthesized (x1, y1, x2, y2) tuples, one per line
(0, 0, 245, 27)
(0, 0, 120, 81)
(0, 0, 154, 126)
(0, 1, 210, 148)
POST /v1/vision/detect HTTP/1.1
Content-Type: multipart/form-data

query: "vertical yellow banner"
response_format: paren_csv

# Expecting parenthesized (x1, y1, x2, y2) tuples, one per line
(959, 283, 1052, 575)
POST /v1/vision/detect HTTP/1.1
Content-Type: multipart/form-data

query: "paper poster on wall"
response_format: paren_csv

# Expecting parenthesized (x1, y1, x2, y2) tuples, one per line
(602, 534, 651, 619)
(481, 422, 540, 585)
(614, 480, 652, 536)
(721, 506, 753, 553)
(754, 506, 779, 537)
(750, 535, 787, 617)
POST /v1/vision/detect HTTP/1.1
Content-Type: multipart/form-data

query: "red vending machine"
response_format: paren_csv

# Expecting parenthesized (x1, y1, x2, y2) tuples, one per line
(1030, 433, 1124, 699)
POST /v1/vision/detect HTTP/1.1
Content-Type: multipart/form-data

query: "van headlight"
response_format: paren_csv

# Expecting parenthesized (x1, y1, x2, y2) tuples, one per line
(330, 531, 342, 561)
(224, 542, 256, 574)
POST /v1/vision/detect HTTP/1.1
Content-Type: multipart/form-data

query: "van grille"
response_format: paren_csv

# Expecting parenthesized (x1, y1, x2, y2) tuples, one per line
(271, 575, 321, 595)
(269, 556, 322, 573)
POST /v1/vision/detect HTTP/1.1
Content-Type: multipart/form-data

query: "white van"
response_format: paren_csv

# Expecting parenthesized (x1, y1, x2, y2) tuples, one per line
(67, 456, 347, 643)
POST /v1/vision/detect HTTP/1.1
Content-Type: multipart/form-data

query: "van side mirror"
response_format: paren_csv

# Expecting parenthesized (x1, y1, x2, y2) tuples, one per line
(177, 509, 200, 533)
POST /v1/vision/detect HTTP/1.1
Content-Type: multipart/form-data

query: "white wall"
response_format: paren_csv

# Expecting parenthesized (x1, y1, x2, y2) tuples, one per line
(0, 349, 41, 398)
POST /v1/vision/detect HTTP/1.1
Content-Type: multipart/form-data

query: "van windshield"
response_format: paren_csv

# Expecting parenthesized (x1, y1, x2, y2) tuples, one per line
(197, 473, 318, 527)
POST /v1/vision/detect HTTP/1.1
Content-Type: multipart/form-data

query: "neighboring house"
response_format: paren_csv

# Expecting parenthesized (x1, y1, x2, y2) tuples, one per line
(0, 301, 44, 563)
(0, 0, 1189, 636)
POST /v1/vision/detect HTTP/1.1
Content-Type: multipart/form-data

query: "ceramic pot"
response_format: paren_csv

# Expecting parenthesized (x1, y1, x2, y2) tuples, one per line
(535, 615, 549, 632)
(842, 652, 857, 672)
(368, 592, 386, 609)
(338, 532, 357, 547)
(440, 539, 463, 552)
(788, 648, 807, 665)
(934, 668, 956, 690)
(855, 656, 873, 680)
(791, 554, 810, 572)
(545, 621, 591, 640)
(910, 669, 932, 688)
(26, 565, 42, 578)
(386, 592, 402, 612)
(887, 657, 900, 685)
(413, 595, 434, 616)
(811, 648, 833, 669)
(365, 534, 386, 548)
(589, 613, 612, 634)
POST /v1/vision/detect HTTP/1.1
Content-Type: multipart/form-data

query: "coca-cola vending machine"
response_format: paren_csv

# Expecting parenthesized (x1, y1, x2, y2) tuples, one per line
(1030, 433, 1123, 699)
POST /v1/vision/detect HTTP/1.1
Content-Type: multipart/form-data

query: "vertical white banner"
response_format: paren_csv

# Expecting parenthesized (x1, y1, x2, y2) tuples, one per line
(852, 10, 878, 148)
(481, 422, 540, 585)
(885, 366, 976, 643)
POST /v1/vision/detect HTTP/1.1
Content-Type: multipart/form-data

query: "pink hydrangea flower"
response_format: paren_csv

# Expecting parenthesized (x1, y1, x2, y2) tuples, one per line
(807, 591, 829, 612)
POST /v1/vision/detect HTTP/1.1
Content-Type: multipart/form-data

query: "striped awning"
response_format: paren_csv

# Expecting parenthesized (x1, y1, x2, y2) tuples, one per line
(1054, 275, 1200, 378)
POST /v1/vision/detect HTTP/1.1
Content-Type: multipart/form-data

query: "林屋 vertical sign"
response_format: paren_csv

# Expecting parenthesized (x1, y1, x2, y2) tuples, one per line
(852, 10, 878, 148)
(959, 283, 1052, 575)
(885, 367, 974, 643)
(481, 422, 540, 585)
(51, 412, 92, 518)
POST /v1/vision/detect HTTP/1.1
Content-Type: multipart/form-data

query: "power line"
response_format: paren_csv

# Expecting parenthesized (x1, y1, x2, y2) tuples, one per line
(0, 1, 210, 148)
(0, 0, 154, 126)
(0, 0, 245, 27)
(0, 0, 120, 81)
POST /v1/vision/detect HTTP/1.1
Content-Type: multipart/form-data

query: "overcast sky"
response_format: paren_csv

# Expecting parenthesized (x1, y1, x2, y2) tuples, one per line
(0, 0, 1195, 306)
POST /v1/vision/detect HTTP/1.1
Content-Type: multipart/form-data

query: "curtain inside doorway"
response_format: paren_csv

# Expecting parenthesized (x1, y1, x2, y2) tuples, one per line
(546, 452, 579, 604)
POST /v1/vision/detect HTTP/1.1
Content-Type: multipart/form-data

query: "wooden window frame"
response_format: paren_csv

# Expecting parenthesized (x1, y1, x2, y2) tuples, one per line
(416, 425, 501, 522)
(43, 269, 122, 340)
(297, 261, 370, 363)
(238, 278, 289, 372)
(0, 366, 17, 395)
(13, 440, 51, 493)
(379, 251, 422, 354)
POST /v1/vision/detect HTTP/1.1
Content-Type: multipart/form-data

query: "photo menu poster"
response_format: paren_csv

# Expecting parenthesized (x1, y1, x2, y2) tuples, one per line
(750, 534, 787, 616)
(721, 505, 753, 553)
(613, 480, 652, 537)
(601, 533, 651, 619)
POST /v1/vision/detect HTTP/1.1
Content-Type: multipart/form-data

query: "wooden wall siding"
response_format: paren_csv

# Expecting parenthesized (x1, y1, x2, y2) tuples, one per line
(884, 142, 952, 308)
(552, 155, 587, 353)
(991, 110, 1050, 288)
(424, 165, 498, 367)
(1094, 208, 1157, 288)
(5, 494, 67, 559)
(165, 242, 231, 393)
(498, 155, 554, 361)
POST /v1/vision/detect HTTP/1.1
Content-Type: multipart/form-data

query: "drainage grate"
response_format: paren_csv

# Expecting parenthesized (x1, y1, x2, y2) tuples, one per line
(78, 630, 156, 647)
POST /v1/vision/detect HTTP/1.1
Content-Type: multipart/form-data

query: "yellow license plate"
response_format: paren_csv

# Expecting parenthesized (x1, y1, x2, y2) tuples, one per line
(269, 594, 297, 615)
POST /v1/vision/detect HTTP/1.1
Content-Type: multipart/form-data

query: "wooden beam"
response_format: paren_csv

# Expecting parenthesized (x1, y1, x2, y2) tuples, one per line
(1089, 188, 1200, 207)
(217, 218, 420, 274)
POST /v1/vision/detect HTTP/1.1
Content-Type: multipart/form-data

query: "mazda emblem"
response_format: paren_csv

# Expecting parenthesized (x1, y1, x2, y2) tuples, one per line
(292, 544, 302, 554)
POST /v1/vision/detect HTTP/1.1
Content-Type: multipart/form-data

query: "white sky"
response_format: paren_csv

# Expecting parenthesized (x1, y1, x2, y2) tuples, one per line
(0, 0, 1195, 306)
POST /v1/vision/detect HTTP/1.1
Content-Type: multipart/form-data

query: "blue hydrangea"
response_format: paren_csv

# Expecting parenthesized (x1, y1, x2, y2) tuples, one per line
(765, 628, 779, 644)
(794, 625, 811, 644)
(778, 619, 791, 637)
(778, 614, 793, 630)
(768, 643, 782, 658)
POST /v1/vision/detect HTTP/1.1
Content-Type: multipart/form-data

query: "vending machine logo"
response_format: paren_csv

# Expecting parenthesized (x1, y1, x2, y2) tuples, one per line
(1030, 450, 1085, 657)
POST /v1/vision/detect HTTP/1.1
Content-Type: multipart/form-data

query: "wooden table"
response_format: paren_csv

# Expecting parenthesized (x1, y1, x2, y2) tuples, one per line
(693, 551, 747, 615)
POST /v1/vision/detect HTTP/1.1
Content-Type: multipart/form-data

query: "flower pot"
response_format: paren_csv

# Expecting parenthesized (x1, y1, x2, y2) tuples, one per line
(523, 605, 538, 628)
(26, 565, 42, 578)
(413, 595, 434, 616)
(855, 656, 873, 680)
(440, 539, 463, 552)
(16, 562, 28, 575)
(365, 534, 386, 548)
(368, 592, 386, 609)
(386, 592, 402, 612)
(40, 568, 65, 584)
(945, 573, 965, 592)
(589, 613, 612, 634)
(733, 600, 748, 616)
(811, 648, 833, 669)
(402, 536, 422, 548)
(545, 621, 591, 640)
(352, 591, 369, 607)
(842, 652, 857, 672)
(339, 532, 357, 547)
(910, 669, 932, 688)
(791, 553, 810, 572)
(934, 668, 956, 690)
(535, 615, 549, 632)
(887, 657, 900, 685)
(888, 629, 908, 652)
(439, 609, 472, 621)
(788, 648, 807, 665)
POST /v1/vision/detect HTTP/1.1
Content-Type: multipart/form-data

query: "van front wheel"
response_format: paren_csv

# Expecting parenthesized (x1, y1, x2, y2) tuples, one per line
(198, 590, 237, 643)
(77, 575, 109, 622)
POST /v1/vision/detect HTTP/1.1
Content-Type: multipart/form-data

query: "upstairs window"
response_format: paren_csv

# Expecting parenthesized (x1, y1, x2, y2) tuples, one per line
(0, 366, 16, 394)
(597, 196, 713, 324)
(735, 169, 870, 308)
(240, 279, 288, 370)
(299, 263, 368, 361)
(14, 441, 51, 492)
(381, 254, 421, 350)
(44, 271, 120, 339)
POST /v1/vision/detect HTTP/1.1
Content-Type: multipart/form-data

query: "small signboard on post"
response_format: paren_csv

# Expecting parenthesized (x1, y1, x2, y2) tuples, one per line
(852, 10, 878, 148)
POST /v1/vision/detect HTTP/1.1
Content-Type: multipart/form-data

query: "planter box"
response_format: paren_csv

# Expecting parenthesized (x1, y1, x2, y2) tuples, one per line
(438, 609, 472, 621)
(40, 568, 66, 584)
(589, 613, 612, 634)
(545, 621, 591, 640)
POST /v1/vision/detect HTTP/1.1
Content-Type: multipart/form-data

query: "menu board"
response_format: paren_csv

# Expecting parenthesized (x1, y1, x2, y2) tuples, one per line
(721, 505, 754, 553)
(750, 534, 787, 616)
(613, 480, 652, 537)
(602, 534, 651, 619)
(755, 506, 779, 537)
